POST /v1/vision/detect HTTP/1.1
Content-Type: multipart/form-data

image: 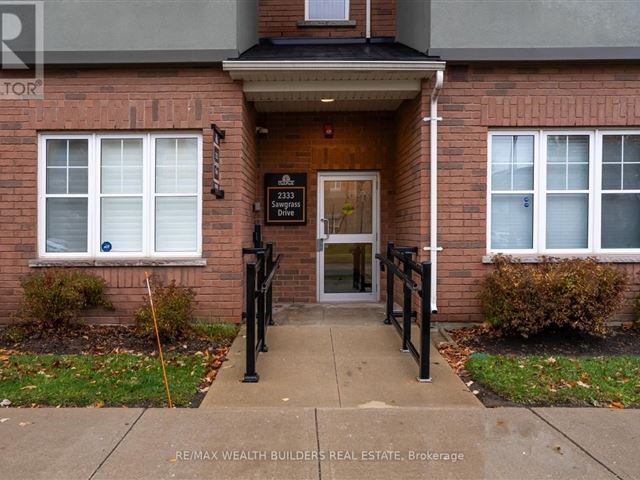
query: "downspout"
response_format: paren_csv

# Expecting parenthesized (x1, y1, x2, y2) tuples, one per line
(365, 0, 371, 40)
(423, 69, 444, 313)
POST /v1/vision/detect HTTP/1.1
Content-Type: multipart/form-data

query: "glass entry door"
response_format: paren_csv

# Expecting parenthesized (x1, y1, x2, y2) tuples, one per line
(317, 172, 379, 302)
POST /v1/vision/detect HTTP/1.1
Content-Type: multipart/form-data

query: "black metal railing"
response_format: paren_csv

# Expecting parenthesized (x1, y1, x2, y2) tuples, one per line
(376, 242, 432, 382)
(241, 226, 282, 383)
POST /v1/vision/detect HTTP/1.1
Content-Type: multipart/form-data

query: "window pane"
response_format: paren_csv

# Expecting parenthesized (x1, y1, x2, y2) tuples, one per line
(491, 163, 511, 190)
(101, 198, 143, 252)
(546, 194, 588, 249)
(567, 136, 589, 163)
(601, 194, 640, 249)
(46, 140, 67, 166)
(68, 140, 88, 166)
(155, 138, 198, 194)
(603, 136, 622, 163)
(101, 139, 143, 194)
(624, 135, 640, 163)
(155, 197, 197, 252)
(602, 164, 621, 190)
(68, 168, 88, 194)
(514, 135, 534, 164)
(512, 164, 533, 190)
(491, 136, 512, 164)
(46, 198, 87, 253)
(547, 164, 565, 190)
(308, 0, 346, 19)
(568, 164, 589, 190)
(623, 164, 640, 190)
(491, 135, 533, 191)
(46, 168, 67, 194)
(547, 135, 566, 163)
(491, 194, 533, 249)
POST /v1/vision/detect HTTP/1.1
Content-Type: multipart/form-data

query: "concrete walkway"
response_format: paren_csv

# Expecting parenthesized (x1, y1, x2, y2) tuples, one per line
(2, 407, 638, 480)
(3, 305, 639, 479)
(201, 303, 481, 408)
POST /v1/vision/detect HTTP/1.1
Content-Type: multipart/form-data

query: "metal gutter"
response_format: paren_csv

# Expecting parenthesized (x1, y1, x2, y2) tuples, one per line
(223, 60, 446, 73)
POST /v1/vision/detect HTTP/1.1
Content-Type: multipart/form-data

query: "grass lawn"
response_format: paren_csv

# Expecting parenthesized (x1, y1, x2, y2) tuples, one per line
(466, 354, 640, 407)
(0, 353, 208, 407)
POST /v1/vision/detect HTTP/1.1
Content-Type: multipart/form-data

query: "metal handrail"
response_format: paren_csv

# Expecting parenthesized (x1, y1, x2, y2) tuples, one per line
(376, 241, 432, 382)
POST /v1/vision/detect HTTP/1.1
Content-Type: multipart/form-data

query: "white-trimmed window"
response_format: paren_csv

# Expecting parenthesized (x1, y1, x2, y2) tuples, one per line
(39, 132, 202, 258)
(305, 0, 349, 20)
(488, 130, 640, 254)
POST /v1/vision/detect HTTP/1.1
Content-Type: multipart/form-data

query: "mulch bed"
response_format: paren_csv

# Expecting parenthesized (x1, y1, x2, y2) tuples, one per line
(0, 324, 223, 355)
(437, 325, 640, 408)
(0, 324, 236, 407)
(458, 325, 640, 357)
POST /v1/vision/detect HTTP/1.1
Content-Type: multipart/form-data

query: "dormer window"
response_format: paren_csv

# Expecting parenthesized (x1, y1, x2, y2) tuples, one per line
(305, 0, 349, 21)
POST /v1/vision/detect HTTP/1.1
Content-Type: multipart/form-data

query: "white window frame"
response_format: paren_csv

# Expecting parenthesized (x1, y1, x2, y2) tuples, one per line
(539, 130, 595, 254)
(488, 129, 640, 255)
(305, 0, 349, 21)
(487, 130, 540, 255)
(596, 129, 640, 254)
(38, 132, 203, 259)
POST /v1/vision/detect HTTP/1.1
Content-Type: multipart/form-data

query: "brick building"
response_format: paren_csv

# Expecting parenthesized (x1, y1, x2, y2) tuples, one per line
(1, 0, 639, 324)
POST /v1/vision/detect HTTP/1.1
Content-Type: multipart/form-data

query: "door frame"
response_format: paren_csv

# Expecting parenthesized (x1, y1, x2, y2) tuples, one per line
(316, 171, 380, 302)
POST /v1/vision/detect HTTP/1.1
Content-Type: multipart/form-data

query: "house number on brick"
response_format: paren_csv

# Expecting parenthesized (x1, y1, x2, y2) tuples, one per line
(265, 173, 307, 225)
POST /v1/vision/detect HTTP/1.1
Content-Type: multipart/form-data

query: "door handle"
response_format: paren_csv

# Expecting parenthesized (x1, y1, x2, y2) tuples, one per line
(321, 218, 331, 240)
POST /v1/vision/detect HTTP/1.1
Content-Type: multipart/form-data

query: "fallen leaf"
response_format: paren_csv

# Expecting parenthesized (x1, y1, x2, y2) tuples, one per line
(20, 385, 37, 390)
(0, 418, 9, 423)
(472, 390, 480, 395)
(608, 402, 625, 409)
(18, 422, 32, 427)
(282, 397, 290, 402)
(576, 381, 590, 389)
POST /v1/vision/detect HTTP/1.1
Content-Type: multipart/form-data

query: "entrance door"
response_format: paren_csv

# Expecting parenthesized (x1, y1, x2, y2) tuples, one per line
(317, 172, 379, 302)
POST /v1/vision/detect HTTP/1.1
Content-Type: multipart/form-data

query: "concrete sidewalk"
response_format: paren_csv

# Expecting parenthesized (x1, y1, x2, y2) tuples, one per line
(1, 407, 638, 480)
(201, 304, 480, 408)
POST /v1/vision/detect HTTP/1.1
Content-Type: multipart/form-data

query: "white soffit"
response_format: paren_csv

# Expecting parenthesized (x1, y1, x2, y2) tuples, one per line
(223, 60, 445, 112)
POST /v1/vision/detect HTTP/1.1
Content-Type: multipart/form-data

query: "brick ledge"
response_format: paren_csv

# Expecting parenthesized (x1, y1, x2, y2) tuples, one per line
(296, 20, 356, 27)
(482, 254, 640, 264)
(29, 258, 207, 268)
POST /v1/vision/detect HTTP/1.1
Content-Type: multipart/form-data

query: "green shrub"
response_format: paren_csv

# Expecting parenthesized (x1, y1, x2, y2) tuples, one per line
(480, 255, 627, 338)
(19, 269, 113, 329)
(135, 277, 196, 341)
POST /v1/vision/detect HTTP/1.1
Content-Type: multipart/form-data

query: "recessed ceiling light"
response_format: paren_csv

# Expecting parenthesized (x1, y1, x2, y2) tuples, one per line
(321, 98, 335, 103)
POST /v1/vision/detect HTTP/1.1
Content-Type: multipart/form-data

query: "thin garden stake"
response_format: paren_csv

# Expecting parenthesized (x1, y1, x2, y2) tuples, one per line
(144, 272, 173, 408)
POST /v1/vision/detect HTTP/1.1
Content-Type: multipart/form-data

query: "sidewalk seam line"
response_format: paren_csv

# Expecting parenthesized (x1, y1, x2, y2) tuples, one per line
(329, 327, 342, 408)
(314, 408, 322, 480)
(88, 407, 147, 480)
(528, 408, 624, 480)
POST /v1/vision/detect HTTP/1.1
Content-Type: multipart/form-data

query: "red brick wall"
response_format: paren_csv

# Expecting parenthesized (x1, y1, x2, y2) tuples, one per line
(259, 0, 395, 38)
(0, 66, 256, 324)
(255, 112, 396, 303)
(436, 63, 640, 322)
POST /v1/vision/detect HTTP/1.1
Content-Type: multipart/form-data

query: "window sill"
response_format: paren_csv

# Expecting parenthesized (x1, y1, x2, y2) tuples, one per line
(297, 20, 356, 27)
(482, 254, 640, 264)
(29, 258, 207, 268)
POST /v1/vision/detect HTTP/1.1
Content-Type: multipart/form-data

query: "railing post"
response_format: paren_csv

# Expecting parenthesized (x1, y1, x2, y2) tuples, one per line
(256, 249, 267, 353)
(243, 262, 259, 383)
(418, 261, 432, 382)
(401, 251, 412, 352)
(266, 243, 274, 325)
(384, 242, 394, 325)
(253, 224, 263, 248)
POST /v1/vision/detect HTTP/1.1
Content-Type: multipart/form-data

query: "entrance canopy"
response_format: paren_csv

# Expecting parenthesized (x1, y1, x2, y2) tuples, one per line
(223, 41, 445, 112)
